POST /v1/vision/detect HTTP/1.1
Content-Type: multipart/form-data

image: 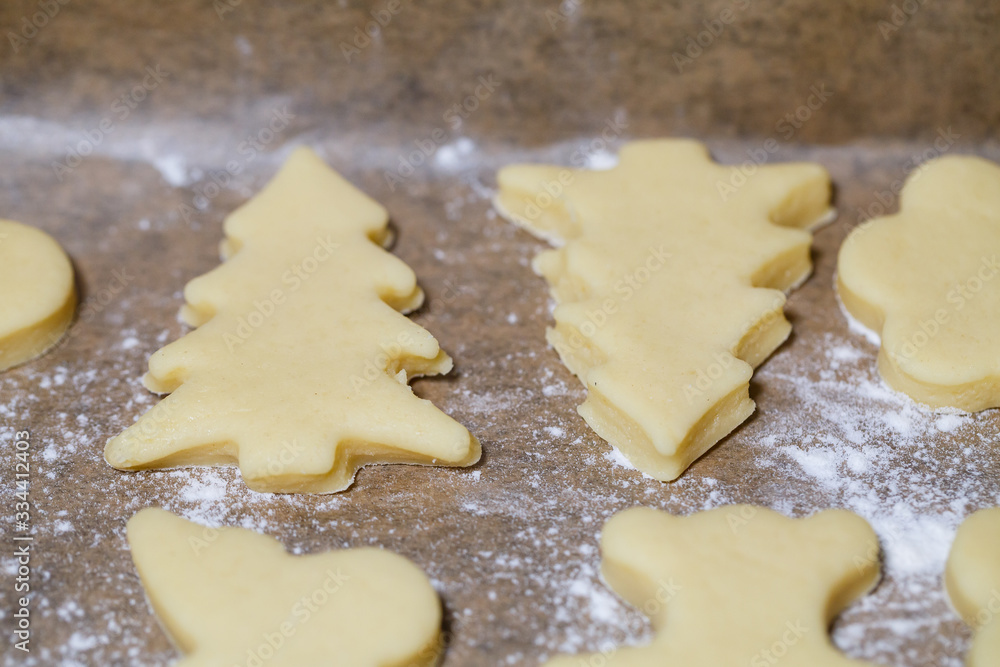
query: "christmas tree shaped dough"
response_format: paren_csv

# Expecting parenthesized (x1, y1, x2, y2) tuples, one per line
(946, 507, 1000, 666)
(838, 155, 1000, 411)
(106, 148, 479, 493)
(127, 508, 442, 667)
(495, 140, 832, 480)
(0, 219, 76, 371)
(544, 505, 881, 666)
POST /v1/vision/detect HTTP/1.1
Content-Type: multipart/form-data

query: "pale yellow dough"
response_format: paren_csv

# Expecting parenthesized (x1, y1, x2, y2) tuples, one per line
(838, 156, 1000, 411)
(105, 147, 479, 493)
(495, 139, 831, 480)
(0, 219, 76, 371)
(544, 505, 881, 667)
(127, 508, 442, 667)
(946, 508, 1000, 667)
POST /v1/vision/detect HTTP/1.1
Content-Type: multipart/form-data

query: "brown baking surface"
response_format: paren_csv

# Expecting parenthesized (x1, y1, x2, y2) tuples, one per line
(1, 1, 999, 665)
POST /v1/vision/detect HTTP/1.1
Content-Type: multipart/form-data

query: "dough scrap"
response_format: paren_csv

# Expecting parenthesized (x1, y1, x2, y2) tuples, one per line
(495, 140, 831, 480)
(0, 219, 76, 371)
(946, 508, 1000, 667)
(837, 155, 1000, 411)
(543, 505, 881, 667)
(127, 508, 442, 667)
(106, 147, 480, 493)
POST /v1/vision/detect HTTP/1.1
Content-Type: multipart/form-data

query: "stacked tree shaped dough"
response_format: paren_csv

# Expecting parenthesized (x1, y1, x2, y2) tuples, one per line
(106, 148, 479, 493)
(495, 140, 832, 479)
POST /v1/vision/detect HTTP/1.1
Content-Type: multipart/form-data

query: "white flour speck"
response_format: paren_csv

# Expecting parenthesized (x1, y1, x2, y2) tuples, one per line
(151, 154, 190, 187)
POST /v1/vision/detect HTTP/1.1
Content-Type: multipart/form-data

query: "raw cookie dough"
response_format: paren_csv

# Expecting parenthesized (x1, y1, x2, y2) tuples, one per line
(0, 219, 76, 371)
(837, 156, 1000, 411)
(946, 507, 1000, 667)
(106, 147, 480, 493)
(543, 505, 881, 666)
(495, 139, 831, 480)
(127, 508, 442, 667)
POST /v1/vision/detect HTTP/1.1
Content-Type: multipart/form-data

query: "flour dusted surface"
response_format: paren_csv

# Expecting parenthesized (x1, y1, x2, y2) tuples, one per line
(1, 141, 997, 666)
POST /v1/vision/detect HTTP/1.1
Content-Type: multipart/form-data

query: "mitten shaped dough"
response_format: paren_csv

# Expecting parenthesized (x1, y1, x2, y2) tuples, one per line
(127, 508, 443, 667)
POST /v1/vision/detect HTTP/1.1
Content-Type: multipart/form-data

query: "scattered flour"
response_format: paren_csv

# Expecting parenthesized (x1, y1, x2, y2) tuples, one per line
(936, 415, 965, 433)
(234, 35, 253, 56)
(747, 330, 996, 666)
(1, 140, 996, 667)
(838, 292, 882, 347)
(602, 447, 637, 472)
(151, 154, 191, 187)
(583, 149, 619, 170)
(435, 137, 477, 171)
